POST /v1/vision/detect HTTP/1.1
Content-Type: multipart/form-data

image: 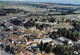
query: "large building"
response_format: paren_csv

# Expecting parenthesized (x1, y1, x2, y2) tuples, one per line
(34, 38, 53, 43)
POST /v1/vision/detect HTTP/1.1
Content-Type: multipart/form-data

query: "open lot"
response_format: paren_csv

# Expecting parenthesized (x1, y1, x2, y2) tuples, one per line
(53, 24, 73, 29)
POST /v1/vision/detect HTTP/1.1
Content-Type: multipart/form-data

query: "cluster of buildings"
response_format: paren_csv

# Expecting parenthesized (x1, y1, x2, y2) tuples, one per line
(0, 17, 55, 55)
(0, 15, 79, 55)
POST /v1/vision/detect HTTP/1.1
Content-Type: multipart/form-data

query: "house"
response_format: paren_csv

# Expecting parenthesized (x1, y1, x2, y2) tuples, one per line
(56, 37, 73, 45)
(41, 38, 53, 43)
(51, 40, 63, 46)
(74, 40, 80, 44)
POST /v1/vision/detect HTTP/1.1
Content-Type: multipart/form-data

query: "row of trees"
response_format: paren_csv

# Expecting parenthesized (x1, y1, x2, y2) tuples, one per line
(53, 44, 80, 55)
(57, 28, 80, 41)
(0, 8, 26, 16)
(49, 28, 80, 41)
(53, 45, 74, 55)
(39, 41, 80, 55)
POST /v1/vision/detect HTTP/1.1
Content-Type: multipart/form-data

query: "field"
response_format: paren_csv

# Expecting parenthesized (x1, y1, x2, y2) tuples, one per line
(53, 24, 73, 29)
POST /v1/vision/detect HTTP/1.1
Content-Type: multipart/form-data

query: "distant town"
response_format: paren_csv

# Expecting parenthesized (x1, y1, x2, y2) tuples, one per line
(0, 1, 80, 55)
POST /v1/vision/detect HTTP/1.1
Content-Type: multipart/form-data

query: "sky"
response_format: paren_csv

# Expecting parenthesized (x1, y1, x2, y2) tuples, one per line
(1, 0, 80, 4)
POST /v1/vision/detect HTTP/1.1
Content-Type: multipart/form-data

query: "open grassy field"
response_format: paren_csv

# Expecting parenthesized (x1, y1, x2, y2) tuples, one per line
(53, 24, 73, 29)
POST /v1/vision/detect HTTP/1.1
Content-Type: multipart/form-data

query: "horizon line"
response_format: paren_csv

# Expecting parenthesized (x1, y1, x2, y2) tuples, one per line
(0, 0, 80, 5)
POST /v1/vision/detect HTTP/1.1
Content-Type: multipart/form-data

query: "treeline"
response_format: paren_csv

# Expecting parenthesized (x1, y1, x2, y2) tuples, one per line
(22, 3, 47, 8)
(0, 8, 26, 16)
(39, 41, 79, 55)
(57, 28, 80, 41)
(49, 28, 80, 41)
(53, 44, 80, 55)
(53, 45, 74, 55)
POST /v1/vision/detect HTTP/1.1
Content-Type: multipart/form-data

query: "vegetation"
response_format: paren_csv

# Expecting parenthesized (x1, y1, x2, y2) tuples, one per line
(49, 17, 55, 23)
(39, 41, 44, 53)
(45, 45, 52, 53)
(53, 45, 74, 55)
(10, 19, 22, 26)
(39, 41, 52, 53)
(0, 8, 25, 16)
(24, 20, 35, 28)
(57, 28, 80, 41)
(72, 20, 80, 31)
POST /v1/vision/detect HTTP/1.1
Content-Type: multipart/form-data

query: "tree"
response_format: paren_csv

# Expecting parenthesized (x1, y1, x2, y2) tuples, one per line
(5, 45, 10, 52)
(1, 44, 4, 48)
(40, 41, 44, 53)
(10, 19, 22, 26)
(61, 28, 67, 36)
(45, 45, 52, 53)
(49, 17, 55, 23)
(10, 47, 15, 54)
(24, 21, 35, 28)
(63, 40, 68, 45)
(57, 28, 62, 36)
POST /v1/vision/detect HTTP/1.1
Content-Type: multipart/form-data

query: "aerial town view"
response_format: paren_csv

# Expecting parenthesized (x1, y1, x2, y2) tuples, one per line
(0, 0, 80, 55)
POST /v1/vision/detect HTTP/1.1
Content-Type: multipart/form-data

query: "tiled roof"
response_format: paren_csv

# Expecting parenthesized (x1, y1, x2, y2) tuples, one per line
(24, 53, 31, 55)
(9, 43, 15, 47)
(15, 53, 21, 55)
(28, 40, 34, 42)
(14, 37, 19, 40)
